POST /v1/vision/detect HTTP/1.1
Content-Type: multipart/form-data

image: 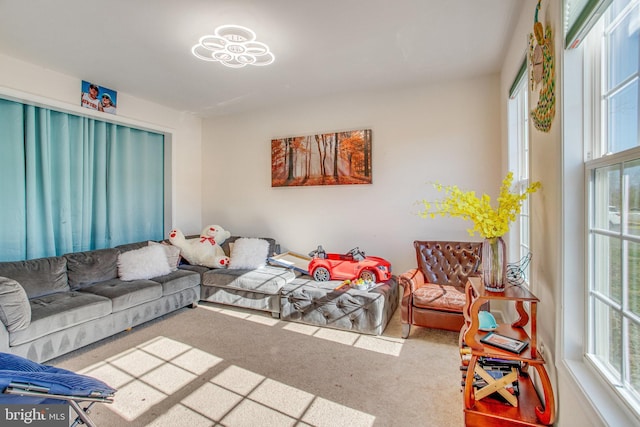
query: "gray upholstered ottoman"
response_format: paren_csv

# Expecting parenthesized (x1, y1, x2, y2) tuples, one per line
(280, 276, 399, 335)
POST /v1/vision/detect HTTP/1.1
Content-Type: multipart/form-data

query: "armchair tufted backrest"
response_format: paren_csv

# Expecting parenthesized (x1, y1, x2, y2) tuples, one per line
(414, 241, 482, 289)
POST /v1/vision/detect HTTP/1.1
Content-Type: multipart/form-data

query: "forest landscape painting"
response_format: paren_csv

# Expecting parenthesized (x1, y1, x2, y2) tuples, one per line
(271, 129, 372, 187)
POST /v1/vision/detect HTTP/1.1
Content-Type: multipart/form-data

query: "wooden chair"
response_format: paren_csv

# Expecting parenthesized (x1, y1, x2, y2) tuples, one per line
(398, 241, 482, 337)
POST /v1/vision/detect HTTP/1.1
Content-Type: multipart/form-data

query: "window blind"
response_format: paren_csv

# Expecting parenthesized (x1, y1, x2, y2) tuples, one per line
(565, 0, 612, 48)
(509, 57, 528, 99)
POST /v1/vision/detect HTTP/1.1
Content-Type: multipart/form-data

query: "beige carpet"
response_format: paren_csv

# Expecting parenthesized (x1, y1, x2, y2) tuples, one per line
(50, 302, 464, 426)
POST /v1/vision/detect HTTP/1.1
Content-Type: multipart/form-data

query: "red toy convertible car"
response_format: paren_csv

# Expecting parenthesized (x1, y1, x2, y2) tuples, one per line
(307, 246, 392, 282)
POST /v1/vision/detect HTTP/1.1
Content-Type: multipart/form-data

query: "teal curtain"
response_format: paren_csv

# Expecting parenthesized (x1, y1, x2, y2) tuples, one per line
(0, 99, 27, 261)
(0, 98, 164, 261)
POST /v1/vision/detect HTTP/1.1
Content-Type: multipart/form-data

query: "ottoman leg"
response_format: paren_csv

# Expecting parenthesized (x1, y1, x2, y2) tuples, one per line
(401, 323, 411, 339)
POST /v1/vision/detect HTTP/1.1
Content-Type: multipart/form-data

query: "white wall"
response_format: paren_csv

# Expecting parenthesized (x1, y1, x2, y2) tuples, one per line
(202, 75, 502, 274)
(0, 53, 203, 235)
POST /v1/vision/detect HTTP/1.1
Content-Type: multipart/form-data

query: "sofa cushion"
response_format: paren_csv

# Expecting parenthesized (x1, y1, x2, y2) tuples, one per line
(412, 283, 466, 313)
(78, 279, 162, 312)
(65, 248, 119, 290)
(0, 256, 69, 299)
(151, 269, 200, 296)
(115, 241, 150, 253)
(202, 266, 295, 295)
(0, 276, 31, 332)
(9, 291, 112, 346)
(117, 245, 171, 281)
(178, 264, 211, 276)
(228, 238, 270, 270)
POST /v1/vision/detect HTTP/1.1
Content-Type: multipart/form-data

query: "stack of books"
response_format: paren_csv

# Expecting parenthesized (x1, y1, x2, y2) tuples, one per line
(459, 347, 471, 392)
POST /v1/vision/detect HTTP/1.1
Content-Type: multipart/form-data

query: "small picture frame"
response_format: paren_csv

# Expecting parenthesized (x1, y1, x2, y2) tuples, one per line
(81, 80, 117, 115)
(480, 332, 529, 354)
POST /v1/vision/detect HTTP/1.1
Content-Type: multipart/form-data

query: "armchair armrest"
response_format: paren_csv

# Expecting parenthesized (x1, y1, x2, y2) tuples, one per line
(398, 269, 426, 325)
(398, 268, 425, 294)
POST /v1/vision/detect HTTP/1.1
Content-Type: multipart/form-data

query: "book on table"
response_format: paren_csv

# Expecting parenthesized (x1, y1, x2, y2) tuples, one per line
(479, 331, 529, 354)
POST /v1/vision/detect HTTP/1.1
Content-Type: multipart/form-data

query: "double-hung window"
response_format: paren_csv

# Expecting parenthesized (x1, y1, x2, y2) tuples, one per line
(583, 0, 640, 414)
(508, 61, 532, 283)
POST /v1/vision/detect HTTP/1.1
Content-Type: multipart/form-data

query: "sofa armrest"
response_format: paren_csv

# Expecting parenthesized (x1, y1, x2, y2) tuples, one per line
(0, 322, 9, 354)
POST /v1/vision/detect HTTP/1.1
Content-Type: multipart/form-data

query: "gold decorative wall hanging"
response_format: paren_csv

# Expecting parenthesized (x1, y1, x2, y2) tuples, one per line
(528, 0, 555, 132)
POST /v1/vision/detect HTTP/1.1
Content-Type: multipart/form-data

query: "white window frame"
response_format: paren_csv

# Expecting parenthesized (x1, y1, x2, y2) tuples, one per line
(576, 0, 640, 425)
(508, 68, 532, 285)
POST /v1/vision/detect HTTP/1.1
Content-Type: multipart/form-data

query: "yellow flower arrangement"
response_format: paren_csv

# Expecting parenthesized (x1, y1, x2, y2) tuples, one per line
(420, 172, 541, 239)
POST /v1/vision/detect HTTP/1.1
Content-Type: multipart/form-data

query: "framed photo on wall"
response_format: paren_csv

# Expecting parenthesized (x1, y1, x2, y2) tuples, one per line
(81, 80, 117, 115)
(271, 129, 372, 187)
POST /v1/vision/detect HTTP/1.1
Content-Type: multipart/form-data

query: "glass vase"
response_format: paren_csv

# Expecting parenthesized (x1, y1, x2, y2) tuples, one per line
(482, 237, 507, 292)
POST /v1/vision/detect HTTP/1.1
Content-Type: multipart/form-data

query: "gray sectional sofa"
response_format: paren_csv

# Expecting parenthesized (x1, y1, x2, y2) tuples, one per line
(0, 234, 399, 365)
(0, 241, 200, 363)
(180, 236, 296, 317)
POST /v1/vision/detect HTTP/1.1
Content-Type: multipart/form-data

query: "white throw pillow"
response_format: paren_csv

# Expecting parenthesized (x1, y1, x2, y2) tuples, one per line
(228, 238, 269, 270)
(118, 245, 172, 281)
(148, 241, 181, 271)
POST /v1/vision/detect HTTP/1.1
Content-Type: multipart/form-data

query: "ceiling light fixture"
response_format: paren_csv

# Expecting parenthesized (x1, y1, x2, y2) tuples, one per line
(192, 24, 275, 68)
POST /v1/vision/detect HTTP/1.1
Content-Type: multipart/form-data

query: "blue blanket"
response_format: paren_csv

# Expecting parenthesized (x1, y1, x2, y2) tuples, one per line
(0, 353, 115, 404)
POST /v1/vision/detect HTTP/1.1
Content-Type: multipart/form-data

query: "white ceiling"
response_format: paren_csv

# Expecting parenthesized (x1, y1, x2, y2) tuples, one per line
(0, 0, 524, 117)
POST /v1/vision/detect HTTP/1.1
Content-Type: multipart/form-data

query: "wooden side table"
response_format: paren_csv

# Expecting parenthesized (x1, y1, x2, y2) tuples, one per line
(460, 277, 555, 426)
